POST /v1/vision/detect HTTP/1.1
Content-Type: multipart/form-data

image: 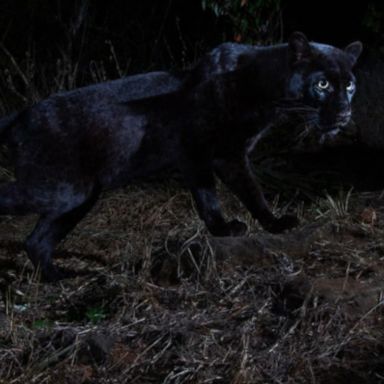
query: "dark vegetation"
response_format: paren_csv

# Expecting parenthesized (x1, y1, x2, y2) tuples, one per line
(0, 1, 384, 382)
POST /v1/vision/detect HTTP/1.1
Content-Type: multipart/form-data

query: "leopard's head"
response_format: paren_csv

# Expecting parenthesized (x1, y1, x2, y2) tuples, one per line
(286, 32, 362, 133)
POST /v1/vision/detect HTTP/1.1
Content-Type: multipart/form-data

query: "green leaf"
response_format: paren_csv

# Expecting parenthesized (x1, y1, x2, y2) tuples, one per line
(85, 307, 106, 324)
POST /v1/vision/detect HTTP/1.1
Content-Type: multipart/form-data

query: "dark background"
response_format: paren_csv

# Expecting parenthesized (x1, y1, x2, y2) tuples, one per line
(0, 0, 382, 97)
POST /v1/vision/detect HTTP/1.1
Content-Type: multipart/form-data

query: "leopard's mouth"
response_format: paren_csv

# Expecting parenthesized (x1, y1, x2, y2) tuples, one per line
(317, 116, 353, 133)
(318, 114, 352, 133)
(320, 124, 343, 134)
(319, 127, 341, 144)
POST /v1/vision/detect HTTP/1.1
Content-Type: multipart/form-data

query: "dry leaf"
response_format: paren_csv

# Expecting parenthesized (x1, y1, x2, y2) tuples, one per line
(360, 207, 377, 226)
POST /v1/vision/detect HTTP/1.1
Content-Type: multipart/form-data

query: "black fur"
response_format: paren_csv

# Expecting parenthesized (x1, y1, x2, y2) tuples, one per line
(0, 32, 362, 281)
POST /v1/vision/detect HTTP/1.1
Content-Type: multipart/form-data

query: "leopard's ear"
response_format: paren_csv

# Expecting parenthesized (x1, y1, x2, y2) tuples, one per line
(344, 41, 363, 66)
(289, 32, 312, 63)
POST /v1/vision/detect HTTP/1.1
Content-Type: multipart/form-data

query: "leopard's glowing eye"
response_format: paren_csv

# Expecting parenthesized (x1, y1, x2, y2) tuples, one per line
(346, 81, 355, 92)
(317, 79, 329, 90)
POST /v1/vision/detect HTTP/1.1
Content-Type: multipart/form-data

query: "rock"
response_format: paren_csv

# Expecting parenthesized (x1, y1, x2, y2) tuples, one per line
(153, 222, 335, 282)
(278, 275, 384, 319)
(310, 277, 384, 316)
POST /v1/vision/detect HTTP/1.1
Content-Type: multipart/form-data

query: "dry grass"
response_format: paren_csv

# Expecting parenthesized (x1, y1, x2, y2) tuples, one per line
(0, 179, 383, 384)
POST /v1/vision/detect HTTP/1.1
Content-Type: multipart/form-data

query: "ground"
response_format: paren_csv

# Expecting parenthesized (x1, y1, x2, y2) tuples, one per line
(0, 178, 383, 383)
